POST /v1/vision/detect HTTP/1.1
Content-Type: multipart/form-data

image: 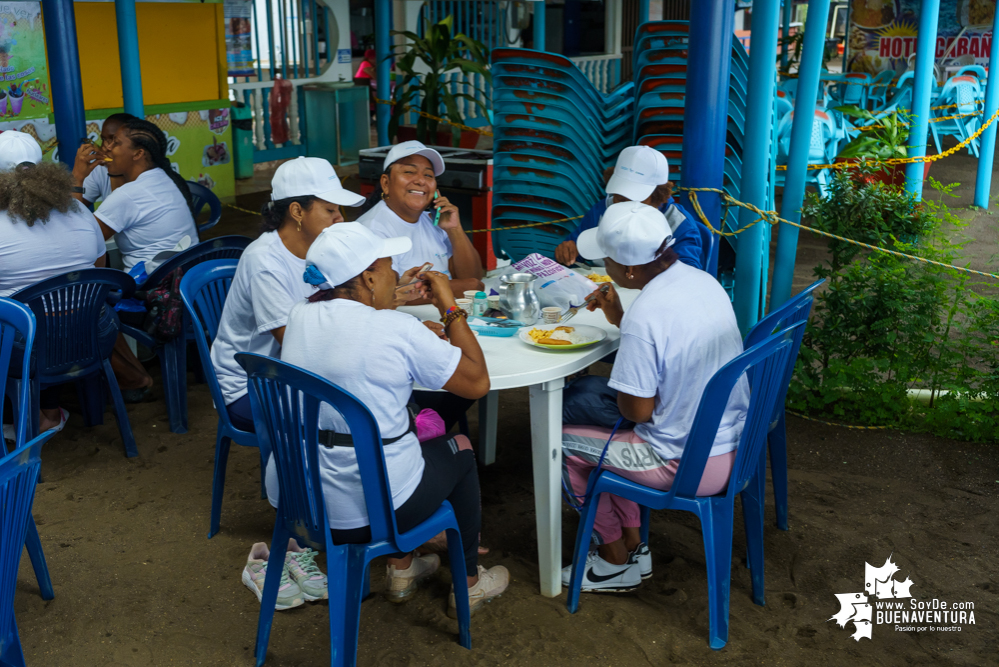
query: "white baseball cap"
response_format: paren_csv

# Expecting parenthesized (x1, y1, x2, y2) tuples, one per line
(605, 146, 669, 203)
(271, 157, 366, 207)
(0, 130, 42, 170)
(576, 201, 674, 266)
(383, 140, 445, 176)
(304, 222, 412, 289)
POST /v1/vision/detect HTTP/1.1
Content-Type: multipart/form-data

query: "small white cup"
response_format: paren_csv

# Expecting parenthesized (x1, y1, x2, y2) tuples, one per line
(542, 306, 561, 324)
(464, 290, 479, 301)
(455, 298, 473, 312)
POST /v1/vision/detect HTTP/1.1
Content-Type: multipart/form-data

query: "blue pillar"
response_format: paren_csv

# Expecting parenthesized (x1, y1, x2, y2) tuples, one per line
(904, 0, 940, 197)
(780, 0, 793, 70)
(680, 0, 734, 277)
(115, 0, 144, 117)
(733, 0, 781, 333)
(973, 7, 999, 208)
(375, 0, 391, 145)
(770, 0, 832, 309)
(41, 0, 87, 167)
(534, 0, 546, 52)
(640, 0, 650, 23)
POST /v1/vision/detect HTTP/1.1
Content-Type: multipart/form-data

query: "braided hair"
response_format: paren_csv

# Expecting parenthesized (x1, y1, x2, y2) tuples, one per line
(119, 118, 192, 209)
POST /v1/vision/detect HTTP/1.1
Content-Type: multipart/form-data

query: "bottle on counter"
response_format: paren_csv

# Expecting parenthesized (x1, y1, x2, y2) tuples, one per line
(473, 291, 488, 317)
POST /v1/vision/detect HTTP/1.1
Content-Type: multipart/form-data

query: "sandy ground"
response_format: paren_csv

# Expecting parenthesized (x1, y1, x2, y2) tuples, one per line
(10, 138, 999, 666)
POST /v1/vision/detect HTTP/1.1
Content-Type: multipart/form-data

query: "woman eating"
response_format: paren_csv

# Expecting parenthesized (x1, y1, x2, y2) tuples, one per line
(559, 202, 749, 592)
(211, 157, 367, 433)
(271, 222, 508, 615)
(76, 112, 138, 207)
(554, 146, 704, 270)
(357, 140, 484, 298)
(71, 118, 198, 272)
(0, 131, 114, 434)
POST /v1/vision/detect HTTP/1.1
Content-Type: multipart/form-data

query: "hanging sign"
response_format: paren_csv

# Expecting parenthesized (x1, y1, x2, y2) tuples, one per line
(225, 0, 255, 77)
(0, 2, 52, 121)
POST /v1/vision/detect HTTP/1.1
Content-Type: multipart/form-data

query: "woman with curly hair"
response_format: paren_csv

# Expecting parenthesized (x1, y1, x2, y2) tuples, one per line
(0, 131, 112, 433)
(554, 146, 704, 270)
(71, 117, 197, 271)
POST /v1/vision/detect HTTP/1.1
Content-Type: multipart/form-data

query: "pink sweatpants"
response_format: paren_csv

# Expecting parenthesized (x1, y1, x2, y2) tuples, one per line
(562, 425, 737, 545)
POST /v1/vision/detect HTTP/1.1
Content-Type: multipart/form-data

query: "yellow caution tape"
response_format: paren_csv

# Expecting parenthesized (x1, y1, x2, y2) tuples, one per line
(786, 410, 888, 430)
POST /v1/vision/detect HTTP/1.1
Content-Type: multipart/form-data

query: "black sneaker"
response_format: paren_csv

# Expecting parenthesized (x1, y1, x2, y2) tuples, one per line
(628, 542, 653, 580)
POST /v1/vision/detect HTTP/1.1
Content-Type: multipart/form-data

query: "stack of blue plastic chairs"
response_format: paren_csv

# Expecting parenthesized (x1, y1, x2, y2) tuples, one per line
(631, 21, 750, 243)
(491, 48, 635, 262)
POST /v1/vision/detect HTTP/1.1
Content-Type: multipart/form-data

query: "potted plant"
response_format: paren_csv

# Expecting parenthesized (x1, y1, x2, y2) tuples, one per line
(389, 16, 491, 148)
(834, 104, 931, 187)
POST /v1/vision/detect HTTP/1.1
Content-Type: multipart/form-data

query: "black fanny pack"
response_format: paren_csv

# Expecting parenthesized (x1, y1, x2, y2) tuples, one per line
(318, 430, 412, 448)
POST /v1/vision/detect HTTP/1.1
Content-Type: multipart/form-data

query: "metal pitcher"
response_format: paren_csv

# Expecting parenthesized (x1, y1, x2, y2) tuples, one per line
(498, 272, 540, 325)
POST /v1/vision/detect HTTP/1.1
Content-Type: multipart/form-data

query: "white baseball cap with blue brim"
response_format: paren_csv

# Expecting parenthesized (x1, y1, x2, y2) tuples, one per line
(304, 222, 412, 289)
(383, 140, 445, 176)
(576, 201, 674, 266)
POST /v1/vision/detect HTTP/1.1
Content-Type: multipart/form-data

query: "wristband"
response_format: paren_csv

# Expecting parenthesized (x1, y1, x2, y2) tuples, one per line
(71, 186, 85, 193)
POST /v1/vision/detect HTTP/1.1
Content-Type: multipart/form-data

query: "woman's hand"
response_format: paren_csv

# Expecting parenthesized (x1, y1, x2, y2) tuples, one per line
(422, 321, 447, 340)
(394, 266, 428, 307)
(587, 283, 624, 327)
(555, 240, 578, 266)
(72, 142, 102, 184)
(432, 194, 461, 231)
(422, 271, 457, 316)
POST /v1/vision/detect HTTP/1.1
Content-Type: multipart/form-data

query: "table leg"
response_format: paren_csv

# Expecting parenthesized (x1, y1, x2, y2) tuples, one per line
(477, 390, 499, 466)
(529, 378, 564, 598)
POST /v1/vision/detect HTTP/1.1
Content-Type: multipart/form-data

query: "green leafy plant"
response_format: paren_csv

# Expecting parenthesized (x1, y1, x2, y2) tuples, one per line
(835, 105, 909, 160)
(777, 31, 804, 72)
(789, 169, 999, 442)
(389, 16, 491, 146)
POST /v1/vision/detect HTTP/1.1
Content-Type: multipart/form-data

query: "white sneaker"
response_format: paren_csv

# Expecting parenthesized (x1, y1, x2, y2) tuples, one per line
(629, 542, 653, 580)
(385, 553, 440, 603)
(241, 542, 305, 611)
(448, 564, 510, 618)
(561, 551, 642, 592)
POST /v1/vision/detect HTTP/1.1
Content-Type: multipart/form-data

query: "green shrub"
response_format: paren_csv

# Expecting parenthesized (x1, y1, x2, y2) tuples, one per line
(787, 166, 999, 441)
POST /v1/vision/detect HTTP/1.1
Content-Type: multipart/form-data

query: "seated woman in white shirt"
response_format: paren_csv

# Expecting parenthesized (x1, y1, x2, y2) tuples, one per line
(70, 118, 198, 272)
(211, 157, 367, 433)
(274, 223, 508, 615)
(356, 140, 484, 299)
(559, 202, 750, 593)
(0, 131, 113, 433)
(75, 112, 138, 207)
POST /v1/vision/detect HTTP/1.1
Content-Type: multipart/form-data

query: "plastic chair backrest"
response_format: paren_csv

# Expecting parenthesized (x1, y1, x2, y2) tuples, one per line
(140, 235, 251, 289)
(10, 269, 136, 382)
(187, 181, 223, 234)
(178, 260, 239, 428)
(669, 322, 804, 501)
(955, 65, 987, 80)
(0, 431, 53, 653)
(0, 299, 35, 452)
(237, 353, 402, 551)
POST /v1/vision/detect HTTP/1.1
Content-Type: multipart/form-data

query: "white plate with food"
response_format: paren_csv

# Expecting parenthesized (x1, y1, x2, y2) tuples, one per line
(519, 324, 607, 350)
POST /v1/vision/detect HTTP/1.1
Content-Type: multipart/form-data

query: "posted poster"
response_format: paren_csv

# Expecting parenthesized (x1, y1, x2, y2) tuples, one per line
(848, 0, 996, 75)
(225, 0, 255, 77)
(0, 2, 52, 120)
(0, 110, 236, 201)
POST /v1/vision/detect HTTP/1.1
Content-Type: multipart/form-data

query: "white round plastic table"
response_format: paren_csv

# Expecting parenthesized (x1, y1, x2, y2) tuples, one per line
(399, 286, 639, 598)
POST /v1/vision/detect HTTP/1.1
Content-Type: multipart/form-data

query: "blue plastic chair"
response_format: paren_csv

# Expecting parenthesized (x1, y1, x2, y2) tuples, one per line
(566, 323, 805, 650)
(9, 269, 138, 458)
(742, 279, 824, 531)
(236, 353, 472, 667)
(178, 261, 267, 539)
(866, 69, 896, 109)
(0, 430, 55, 667)
(0, 299, 55, 602)
(187, 181, 222, 235)
(930, 75, 983, 156)
(119, 235, 251, 434)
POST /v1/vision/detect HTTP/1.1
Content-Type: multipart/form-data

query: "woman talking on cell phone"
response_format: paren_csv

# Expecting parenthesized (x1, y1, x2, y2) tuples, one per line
(356, 141, 484, 299)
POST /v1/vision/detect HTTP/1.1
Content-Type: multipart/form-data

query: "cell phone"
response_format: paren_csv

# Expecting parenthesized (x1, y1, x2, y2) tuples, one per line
(396, 263, 435, 290)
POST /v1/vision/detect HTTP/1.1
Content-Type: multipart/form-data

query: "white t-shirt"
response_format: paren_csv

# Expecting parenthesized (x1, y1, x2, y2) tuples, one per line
(95, 167, 198, 270)
(609, 262, 750, 460)
(356, 200, 453, 277)
(271, 299, 462, 530)
(211, 231, 315, 405)
(83, 165, 112, 205)
(0, 202, 106, 297)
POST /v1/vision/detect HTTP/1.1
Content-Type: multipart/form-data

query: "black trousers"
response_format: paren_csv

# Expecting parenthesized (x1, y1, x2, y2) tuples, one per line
(329, 434, 480, 577)
(411, 390, 475, 434)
